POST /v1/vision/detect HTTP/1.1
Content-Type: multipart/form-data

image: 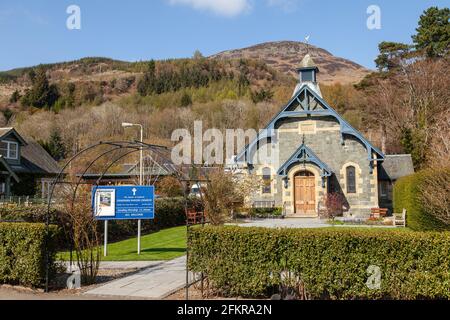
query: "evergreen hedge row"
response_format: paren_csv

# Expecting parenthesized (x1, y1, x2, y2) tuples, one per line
(393, 170, 450, 231)
(188, 226, 450, 299)
(0, 223, 58, 287)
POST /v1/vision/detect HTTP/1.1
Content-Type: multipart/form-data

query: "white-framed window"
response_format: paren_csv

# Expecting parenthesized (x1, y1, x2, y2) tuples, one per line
(0, 141, 18, 160)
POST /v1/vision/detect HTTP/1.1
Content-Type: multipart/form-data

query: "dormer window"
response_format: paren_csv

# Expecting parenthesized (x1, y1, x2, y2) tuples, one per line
(0, 141, 18, 159)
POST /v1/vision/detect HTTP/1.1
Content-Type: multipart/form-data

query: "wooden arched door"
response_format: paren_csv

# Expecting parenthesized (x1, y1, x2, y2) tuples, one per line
(294, 171, 316, 215)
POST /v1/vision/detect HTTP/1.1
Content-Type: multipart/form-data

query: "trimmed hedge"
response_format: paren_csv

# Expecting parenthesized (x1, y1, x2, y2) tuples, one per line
(0, 223, 58, 287)
(188, 226, 450, 299)
(248, 207, 282, 218)
(394, 170, 450, 231)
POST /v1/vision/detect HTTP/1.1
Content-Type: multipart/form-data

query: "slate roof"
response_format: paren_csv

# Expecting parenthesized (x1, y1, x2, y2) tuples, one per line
(0, 127, 27, 145)
(17, 138, 61, 175)
(0, 128, 61, 175)
(378, 154, 415, 181)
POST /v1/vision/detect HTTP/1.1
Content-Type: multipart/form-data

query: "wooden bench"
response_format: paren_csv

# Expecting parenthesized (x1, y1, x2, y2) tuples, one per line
(370, 208, 388, 219)
(393, 208, 406, 227)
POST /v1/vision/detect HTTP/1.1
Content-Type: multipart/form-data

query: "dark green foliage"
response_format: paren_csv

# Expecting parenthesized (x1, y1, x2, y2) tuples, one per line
(394, 170, 450, 231)
(238, 59, 250, 97)
(0, 222, 58, 287)
(400, 127, 427, 169)
(247, 207, 282, 218)
(10, 174, 38, 196)
(180, 92, 192, 107)
(9, 90, 21, 103)
(250, 88, 274, 103)
(188, 226, 450, 299)
(39, 128, 66, 161)
(374, 41, 411, 72)
(412, 7, 450, 57)
(54, 82, 76, 111)
(2, 109, 13, 122)
(21, 68, 59, 109)
(137, 59, 228, 97)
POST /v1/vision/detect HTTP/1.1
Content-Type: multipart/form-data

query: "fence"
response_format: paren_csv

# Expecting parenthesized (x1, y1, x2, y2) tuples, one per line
(0, 195, 52, 207)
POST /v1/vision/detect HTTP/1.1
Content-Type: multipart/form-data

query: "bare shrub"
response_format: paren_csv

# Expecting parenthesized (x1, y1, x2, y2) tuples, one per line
(202, 170, 259, 225)
(61, 182, 101, 285)
(418, 168, 450, 225)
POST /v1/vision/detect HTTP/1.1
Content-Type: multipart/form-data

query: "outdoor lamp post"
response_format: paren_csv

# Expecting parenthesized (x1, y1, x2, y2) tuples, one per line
(122, 122, 144, 255)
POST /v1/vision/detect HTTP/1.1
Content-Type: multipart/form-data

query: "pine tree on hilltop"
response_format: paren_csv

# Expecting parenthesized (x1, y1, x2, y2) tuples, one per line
(21, 68, 59, 108)
(412, 6, 450, 58)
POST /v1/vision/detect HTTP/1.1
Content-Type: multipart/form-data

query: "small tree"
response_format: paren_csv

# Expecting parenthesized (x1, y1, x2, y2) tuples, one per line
(159, 176, 183, 197)
(21, 68, 59, 108)
(180, 92, 192, 107)
(324, 193, 346, 219)
(202, 170, 260, 225)
(47, 128, 67, 161)
(193, 50, 204, 60)
(39, 128, 67, 161)
(9, 90, 21, 103)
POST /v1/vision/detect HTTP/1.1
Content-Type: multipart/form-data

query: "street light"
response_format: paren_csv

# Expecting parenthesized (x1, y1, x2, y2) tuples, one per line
(122, 122, 144, 255)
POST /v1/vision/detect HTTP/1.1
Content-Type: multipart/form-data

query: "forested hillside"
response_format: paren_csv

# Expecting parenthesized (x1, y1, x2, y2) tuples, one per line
(0, 7, 447, 171)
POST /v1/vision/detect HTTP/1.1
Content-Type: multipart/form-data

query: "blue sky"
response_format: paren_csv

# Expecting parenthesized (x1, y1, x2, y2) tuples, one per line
(0, 0, 447, 71)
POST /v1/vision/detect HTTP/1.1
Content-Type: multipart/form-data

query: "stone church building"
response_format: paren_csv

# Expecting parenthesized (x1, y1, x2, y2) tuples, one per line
(234, 54, 414, 218)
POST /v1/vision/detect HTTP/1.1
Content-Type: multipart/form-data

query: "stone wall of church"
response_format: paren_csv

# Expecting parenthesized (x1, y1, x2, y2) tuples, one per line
(246, 116, 379, 217)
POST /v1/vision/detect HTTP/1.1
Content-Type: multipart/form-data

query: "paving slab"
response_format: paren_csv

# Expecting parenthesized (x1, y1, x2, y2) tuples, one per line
(84, 256, 192, 299)
(63, 260, 163, 272)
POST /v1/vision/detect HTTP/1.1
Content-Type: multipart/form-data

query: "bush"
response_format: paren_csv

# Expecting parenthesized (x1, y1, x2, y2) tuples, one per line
(247, 207, 282, 218)
(0, 223, 58, 288)
(394, 169, 450, 231)
(324, 193, 346, 219)
(188, 226, 450, 299)
(158, 177, 184, 197)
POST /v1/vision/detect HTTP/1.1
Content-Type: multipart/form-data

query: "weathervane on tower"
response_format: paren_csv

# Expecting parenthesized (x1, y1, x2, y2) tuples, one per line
(304, 35, 311, 54)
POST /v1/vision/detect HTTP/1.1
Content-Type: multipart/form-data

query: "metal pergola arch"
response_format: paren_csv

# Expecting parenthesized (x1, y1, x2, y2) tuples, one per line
(44, 140, 178, 292)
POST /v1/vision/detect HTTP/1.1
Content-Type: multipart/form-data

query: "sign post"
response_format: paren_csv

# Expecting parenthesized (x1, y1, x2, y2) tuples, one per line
(104, 220, 108, 257)
(92, 186, 155, 256)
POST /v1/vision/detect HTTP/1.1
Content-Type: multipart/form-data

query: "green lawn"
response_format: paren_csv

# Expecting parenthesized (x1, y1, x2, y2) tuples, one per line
(59, 226, 186, 261)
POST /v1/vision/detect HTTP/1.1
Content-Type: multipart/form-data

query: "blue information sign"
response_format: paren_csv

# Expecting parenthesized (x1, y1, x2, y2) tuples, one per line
(92, 186, 155, 220)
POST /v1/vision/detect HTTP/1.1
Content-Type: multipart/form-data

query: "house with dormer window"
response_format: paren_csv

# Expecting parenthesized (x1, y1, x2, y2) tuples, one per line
(234, 55, 414, 217)
(0, 127, 60, 198)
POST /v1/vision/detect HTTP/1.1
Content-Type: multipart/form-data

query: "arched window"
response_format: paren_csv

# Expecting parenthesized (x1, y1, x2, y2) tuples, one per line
(262, 167, 272, 194)
(346, 166, 356, 194)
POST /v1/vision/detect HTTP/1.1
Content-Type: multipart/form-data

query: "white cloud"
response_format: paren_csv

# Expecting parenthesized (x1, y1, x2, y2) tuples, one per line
(267, 0, 300, 13)
(168, 0, 252, 17)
